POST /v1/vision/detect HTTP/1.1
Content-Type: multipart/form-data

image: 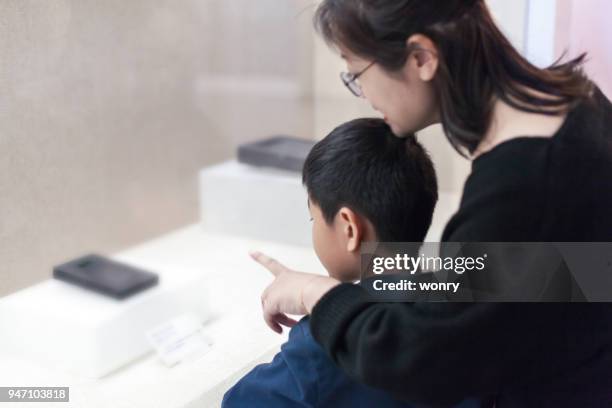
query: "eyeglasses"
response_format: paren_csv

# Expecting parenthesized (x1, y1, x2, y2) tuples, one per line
(340, 61, 375, 97)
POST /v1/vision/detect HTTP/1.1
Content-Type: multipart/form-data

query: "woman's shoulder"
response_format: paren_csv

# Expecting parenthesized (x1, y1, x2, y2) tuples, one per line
(442, 138, 550, 241)
(443, 86, 612, 242)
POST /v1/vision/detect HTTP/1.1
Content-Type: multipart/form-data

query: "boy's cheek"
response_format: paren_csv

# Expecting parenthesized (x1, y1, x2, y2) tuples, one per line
(315, 248, 356, 283)
(312, 222, 360, 282)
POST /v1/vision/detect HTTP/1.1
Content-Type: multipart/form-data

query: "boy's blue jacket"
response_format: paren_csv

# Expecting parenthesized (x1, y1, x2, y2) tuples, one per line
(222, 317, 481, 408)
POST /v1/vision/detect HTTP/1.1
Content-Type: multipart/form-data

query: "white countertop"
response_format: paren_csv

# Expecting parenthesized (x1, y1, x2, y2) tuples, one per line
(0, 225, 324, 408)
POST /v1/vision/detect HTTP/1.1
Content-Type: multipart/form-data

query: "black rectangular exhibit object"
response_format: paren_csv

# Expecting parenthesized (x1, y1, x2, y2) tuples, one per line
(53, 254, 159, 300)
(237, 136, 316, 173)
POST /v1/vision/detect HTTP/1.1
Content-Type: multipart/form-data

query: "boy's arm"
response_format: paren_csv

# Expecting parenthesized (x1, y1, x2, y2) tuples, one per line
(222, 321, 320, 408)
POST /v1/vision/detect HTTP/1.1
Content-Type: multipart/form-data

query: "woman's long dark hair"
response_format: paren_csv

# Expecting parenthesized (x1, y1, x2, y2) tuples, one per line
(314, 0, 593, 155)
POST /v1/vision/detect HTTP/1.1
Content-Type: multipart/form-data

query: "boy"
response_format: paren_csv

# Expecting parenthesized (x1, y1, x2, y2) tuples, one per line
(223, 118, 478, 407)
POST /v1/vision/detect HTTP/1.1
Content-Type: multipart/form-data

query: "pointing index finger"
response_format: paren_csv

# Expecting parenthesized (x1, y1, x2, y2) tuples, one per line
(249, 251, 287, 277)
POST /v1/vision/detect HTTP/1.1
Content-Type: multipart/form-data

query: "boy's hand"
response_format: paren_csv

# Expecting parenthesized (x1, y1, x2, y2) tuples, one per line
(250, 251, 340, 334)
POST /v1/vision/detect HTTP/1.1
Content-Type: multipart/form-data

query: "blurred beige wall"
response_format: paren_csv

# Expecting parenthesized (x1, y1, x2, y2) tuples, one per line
(0, 0, 314, 296)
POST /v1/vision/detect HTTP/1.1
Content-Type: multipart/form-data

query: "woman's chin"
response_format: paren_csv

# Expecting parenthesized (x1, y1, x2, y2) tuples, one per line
(387, 121, 405, 137)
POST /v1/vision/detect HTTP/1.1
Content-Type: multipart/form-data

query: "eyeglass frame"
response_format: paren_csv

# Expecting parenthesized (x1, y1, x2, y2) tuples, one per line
(340, 61, 376, 97)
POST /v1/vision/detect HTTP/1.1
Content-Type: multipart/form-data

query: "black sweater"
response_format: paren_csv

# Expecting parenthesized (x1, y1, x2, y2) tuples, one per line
(310, 87, 612, 407)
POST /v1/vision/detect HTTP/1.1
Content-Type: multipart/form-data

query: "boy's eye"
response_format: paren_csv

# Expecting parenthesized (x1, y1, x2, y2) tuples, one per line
(309, 217, 313, 222)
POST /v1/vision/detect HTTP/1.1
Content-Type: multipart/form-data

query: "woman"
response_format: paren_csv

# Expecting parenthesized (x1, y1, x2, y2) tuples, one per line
(252, 0, 612, 406)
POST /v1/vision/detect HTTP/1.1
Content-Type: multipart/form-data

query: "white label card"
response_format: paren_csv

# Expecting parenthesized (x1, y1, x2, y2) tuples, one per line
(146, 314, 212, 367)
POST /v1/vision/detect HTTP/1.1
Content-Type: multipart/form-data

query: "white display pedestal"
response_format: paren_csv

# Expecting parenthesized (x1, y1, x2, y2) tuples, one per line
(199, 160, 311, 246)
(0, 258, 209, 379)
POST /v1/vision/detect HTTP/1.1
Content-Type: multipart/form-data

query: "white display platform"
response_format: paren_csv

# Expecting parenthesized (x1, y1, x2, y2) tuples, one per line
(0, 225, 324, 408)
(199, 160, 312, 247)
(0, 265, 208, 379)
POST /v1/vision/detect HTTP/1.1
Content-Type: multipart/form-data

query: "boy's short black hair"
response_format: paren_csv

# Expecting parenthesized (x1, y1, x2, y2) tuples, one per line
(302, 118, 438, 242)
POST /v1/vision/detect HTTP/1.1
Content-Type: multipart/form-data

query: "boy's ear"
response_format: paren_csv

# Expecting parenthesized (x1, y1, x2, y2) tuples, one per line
(337, 207, 364, 252)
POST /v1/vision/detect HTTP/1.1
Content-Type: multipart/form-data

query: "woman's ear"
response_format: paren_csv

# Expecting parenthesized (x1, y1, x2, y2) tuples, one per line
(336, 207, 363, 253)
(405, 34, 439, 82)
